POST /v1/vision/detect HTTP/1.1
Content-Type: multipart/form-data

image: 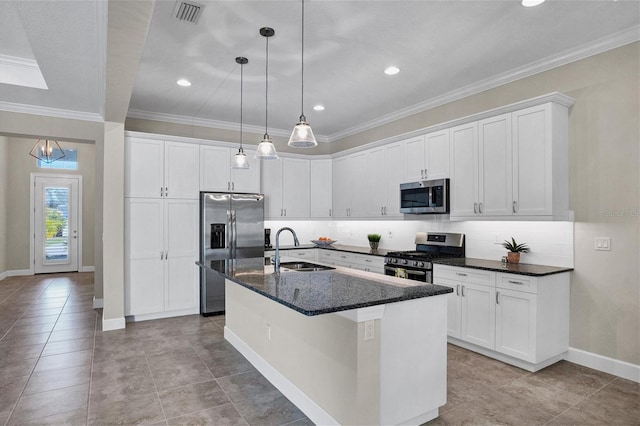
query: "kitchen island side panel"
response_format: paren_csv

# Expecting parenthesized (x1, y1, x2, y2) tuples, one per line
(224, 279, 380, 425)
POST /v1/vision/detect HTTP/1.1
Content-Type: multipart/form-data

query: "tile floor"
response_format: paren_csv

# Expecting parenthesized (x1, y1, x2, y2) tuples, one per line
(0, 273, 638, 425)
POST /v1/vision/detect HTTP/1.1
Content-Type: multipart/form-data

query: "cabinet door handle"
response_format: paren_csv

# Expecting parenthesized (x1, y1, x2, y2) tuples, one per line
(284, 208, 287, 216)
(473, 203, 478, 214)
(381, 206, 384, 215)
(456, 284, 460, 296)
(165, 187, 168, 197)
(461, 285, 465, 297)
(232, 182, 235, 191)
(384, 206, 387, 215)
(280, 208, 283, 216)
(478, 202, 483, 214)
(508, 280, 524, 285)
(456, 272, 467, 277)
(160, 187, 164, 197)
(365, 259, 372, 263)
(496, 291, 500, 304)
(329, 209, 332, 217)
(424, 168, 427, 179)
(160, 251, 163, 260)
(165, 251, 168, 259)
(512, 201, 517, 213)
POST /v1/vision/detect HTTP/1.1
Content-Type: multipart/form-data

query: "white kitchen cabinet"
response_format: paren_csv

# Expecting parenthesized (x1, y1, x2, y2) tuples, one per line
(332, 152, 368, 218)
(125, 198, 199, 318)
(310, 160, 332, 218)
(478, 113, 512, 216)
(434, 264, 570, 371)
(460, 282, 496, 350)
(495, 288, 536, 362)
(199, 145, 261, 193)
(449, 122, 478, 217)
(369, 142, 403, 217)
(402, 130, 450, 183)
(450, 101, 570, 220)
(125, 137, 199, 199)
(511, 103, 569, 217)
(262, 157, 310, 219)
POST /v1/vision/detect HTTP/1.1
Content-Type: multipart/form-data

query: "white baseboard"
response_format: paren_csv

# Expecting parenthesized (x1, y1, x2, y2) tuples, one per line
(125, 307, 199, 322)
(567, 347, 640, 383)
(0, 271, 6, 281)
(102, 316, 125, 331)
(92, 297, 103, 309)
(224, 327, 340, 426)
(7, 269, 32, 277)
(80, 266, 95, 272)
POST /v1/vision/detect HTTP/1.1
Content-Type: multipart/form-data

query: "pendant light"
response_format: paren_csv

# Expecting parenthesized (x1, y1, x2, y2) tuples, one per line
(232, 56, 249, 169)
(255, 27, 279, 160)
(288, 0, 317, 148)
(29, 139, 65, 163)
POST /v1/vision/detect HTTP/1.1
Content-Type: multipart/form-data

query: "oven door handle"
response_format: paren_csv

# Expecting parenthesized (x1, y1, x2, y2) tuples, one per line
(384, 266, 399, 272)
(406, 270, 427, 276)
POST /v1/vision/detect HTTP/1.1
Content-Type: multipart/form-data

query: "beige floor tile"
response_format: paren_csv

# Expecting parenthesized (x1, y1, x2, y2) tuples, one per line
(34, 349, 93, 372)
(24, 364, 92, 394)
(158, 380, 230, 419)
(166, 403, 248, 426)
(9, 384, 89, 424)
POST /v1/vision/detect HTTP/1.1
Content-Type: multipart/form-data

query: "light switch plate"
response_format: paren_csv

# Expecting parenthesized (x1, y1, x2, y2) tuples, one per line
(595, 237, 611, 251)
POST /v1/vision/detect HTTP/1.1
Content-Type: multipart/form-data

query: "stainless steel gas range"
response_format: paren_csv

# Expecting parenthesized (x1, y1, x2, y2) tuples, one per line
(384, 232, 465, 283)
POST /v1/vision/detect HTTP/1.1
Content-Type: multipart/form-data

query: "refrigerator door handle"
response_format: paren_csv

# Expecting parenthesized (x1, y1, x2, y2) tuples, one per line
(230, 210, 237, 253)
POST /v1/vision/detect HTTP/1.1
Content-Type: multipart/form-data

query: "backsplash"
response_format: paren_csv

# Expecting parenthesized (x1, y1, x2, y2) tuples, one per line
(265, 219, 574, 268)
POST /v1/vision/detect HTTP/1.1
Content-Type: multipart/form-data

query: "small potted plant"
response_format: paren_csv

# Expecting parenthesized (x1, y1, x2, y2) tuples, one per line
(367, 233, 382, 250)
(502, 237, 529, 264)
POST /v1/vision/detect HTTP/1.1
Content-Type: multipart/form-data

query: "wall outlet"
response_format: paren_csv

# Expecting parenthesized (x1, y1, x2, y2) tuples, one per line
(364, 320, 374, 341)
(387, 230, 393, 239)
(595, 237, 611, 251)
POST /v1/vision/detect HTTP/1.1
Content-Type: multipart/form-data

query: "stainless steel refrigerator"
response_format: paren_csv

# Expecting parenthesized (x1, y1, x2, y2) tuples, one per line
(200, 192, 264, 316)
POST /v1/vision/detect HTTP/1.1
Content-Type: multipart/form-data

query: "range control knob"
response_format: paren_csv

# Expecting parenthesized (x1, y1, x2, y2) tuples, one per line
(402, 259, 408, 265)
(418, 262, 425, 268)
(392, 258, 397, 264)
(412, 261, 418, 267)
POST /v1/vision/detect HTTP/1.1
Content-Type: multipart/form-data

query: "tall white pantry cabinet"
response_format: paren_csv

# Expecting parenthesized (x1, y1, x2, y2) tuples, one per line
(124, 137, 200, 320)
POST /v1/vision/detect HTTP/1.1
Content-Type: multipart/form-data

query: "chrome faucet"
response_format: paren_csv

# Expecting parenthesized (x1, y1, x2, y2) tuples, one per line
(274, 227, 300, 273)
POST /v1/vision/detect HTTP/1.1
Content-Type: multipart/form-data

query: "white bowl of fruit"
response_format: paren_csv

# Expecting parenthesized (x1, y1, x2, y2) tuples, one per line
(311, 237, 337, 247)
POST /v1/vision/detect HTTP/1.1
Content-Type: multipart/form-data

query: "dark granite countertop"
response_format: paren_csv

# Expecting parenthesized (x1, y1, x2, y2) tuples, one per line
(432, 258, 573, 277)
(265, 244, 390, 257)
(198, 257, 452, 316)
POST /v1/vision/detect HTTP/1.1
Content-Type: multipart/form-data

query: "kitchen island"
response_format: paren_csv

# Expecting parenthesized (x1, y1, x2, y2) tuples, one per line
(202, 257, 453, 425)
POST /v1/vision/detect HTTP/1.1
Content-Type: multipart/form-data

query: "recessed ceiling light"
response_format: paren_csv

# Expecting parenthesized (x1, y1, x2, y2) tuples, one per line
(177, 79, 191, 87)
(313, 105, 325, 111)
(384, 66, 400, 76)
(521, 0, 545, 7)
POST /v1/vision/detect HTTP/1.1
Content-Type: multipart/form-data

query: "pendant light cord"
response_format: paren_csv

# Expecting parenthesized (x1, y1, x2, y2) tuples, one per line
(265, 35, 269, 136)
(301, 0, 305, 118)
(240, 62, 243, 149)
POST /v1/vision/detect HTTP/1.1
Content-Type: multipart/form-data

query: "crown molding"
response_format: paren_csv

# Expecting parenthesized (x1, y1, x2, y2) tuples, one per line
(126, 109, 332, 144)
(0, 54, 48, 90)
(0, 101, 103, 122)
(327, 25, 640, 142)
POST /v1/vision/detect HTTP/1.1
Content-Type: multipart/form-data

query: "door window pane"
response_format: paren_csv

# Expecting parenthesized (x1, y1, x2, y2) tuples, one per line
(44, 187, 69, 261)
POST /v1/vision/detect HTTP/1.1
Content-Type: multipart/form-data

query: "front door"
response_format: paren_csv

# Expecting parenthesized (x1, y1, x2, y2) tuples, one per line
(33, 175, 80, 274)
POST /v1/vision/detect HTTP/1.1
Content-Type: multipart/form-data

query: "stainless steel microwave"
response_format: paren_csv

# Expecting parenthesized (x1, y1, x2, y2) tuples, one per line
(399, 179, 450, 214)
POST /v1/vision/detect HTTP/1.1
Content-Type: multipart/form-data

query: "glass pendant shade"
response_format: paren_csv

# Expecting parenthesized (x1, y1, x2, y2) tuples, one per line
(255, 134, 278, 160)
(29, 139, 65, 163)
(232, 147, 249, 169)
(288, 115, 317, 148)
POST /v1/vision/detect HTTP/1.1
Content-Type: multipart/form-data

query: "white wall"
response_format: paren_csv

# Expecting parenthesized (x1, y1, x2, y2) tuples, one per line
(266, 219, 574, 268)
(0, 136, 8, 275)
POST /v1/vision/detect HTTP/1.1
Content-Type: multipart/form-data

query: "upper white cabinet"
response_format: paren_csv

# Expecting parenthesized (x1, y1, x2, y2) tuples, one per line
(125, 138, 199, 200)
(369, 142, 403, 217)
(262, 157, 310, 219)
(332, 152, 368, 218)
(402, 130, 450, 183)
(200, 145, 261, 194)
(310, 160, 332, 218)
(512, 103, 568, 217)
(450, 101, 570, 220)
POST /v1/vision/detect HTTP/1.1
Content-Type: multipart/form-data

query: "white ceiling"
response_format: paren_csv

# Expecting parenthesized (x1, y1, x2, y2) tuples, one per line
(1, 1, 639, 141)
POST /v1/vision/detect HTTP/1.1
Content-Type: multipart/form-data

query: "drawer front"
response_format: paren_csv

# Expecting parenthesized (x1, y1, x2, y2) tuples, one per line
(351, 253, 384, 268)
(433, 265, 495, 287)
(289, 249, 316, 259)
(497, 273, 537, 294)
(318, 250, 340, 261)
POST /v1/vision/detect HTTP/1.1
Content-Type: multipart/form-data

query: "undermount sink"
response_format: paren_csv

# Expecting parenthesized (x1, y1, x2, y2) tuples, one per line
(279, 261, 335, 272)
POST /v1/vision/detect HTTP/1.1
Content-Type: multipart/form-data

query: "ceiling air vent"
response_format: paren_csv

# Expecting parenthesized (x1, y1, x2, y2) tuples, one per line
(172, 1, 203, 24)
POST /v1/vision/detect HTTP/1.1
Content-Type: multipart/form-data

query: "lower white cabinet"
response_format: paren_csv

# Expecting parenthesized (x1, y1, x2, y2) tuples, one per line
(125, 198, 199, 319)
(433, 264, 570, 371)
